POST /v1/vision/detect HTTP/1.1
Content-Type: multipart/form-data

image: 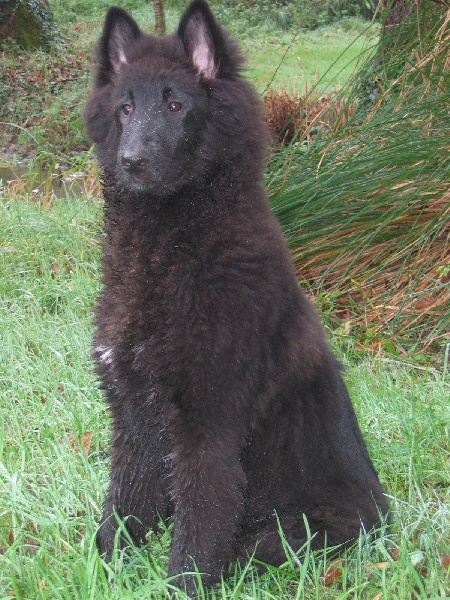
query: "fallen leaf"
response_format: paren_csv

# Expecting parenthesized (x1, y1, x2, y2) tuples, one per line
(51, 262, 61, 279)
(335, 309, 353, 320)
(322, 558, 345, 587)
(82, 432, 93, 455)
(23, 537, 40, 556)
(391, 548, 400, 561)
(441, 555, 450, 570)
(69, 432, 93, 455)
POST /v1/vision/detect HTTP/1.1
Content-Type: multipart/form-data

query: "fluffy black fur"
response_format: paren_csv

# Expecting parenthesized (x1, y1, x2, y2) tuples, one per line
(84, 1, 388, 594)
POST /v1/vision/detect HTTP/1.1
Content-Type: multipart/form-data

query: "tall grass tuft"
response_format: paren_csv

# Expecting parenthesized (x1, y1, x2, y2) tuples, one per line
(267, 4, 450, 359)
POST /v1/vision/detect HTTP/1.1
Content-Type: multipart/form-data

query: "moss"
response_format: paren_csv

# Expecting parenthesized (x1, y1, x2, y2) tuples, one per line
(1, 0, 56, 50)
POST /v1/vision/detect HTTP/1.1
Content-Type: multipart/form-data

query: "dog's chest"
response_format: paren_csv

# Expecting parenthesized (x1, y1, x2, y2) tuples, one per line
(98, 218, 226, 365)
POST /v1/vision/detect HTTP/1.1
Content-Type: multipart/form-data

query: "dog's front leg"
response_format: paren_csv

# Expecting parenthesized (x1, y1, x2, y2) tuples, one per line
(166, 406, 247, 596)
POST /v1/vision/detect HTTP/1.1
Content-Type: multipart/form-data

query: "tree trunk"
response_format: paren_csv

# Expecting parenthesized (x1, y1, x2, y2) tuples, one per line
(356, 0, 446, 108)
(376, 0, 444, 78)
(378, 0, 419, 59)
(0, 0, 55, 49)
(154, 0, 166, 35)
(382, 0, 418, 28)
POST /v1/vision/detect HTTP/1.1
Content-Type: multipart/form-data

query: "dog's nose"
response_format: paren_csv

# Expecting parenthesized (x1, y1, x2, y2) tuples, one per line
(121, 155, 149, 172)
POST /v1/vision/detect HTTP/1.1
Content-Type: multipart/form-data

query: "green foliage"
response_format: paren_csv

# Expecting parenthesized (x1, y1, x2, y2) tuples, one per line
(0, 36, 92, 170)
(209, 0, 375, 34)
(50, 0, 148, 23)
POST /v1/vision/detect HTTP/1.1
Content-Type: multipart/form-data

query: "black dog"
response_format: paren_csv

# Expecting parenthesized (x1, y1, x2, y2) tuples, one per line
(84, 0, 388, 594)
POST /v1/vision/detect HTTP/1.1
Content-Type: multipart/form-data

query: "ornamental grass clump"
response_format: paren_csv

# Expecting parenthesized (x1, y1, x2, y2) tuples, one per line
(268, 4, 450, 358)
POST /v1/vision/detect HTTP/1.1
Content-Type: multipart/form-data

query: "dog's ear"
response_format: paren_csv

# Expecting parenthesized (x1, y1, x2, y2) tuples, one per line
(96, 7, 141, 82)
(178, 0, 240, 79)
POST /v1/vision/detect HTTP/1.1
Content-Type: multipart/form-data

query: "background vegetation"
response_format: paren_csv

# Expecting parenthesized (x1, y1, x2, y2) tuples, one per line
(0, 0, 375, 165)
(0, 0, 449, 597)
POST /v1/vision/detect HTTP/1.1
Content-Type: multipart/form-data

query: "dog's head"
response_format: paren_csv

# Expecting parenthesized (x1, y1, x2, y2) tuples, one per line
(84, 1, 262, 198)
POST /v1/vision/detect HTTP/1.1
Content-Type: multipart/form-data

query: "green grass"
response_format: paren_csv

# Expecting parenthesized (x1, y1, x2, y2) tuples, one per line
(242, 20, 376, 92)
(1, 187, 449, 599)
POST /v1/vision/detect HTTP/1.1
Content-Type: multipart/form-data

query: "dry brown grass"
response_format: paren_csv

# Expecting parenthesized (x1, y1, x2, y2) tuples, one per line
(294, 187, 450, 354)
(263, 86, 354, 145)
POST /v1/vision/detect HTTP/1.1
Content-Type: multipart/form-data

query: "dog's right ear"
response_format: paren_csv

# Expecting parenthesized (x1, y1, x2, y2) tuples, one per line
(95, 7, 142, 85)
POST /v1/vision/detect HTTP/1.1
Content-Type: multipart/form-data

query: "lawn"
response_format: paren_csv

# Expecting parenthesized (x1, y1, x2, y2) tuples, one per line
(0, 189, 448, 599)
(242, 21, 374, 92)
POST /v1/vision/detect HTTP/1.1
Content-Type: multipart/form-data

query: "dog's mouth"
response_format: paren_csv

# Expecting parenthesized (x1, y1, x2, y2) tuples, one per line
(118, 164, 178, 198)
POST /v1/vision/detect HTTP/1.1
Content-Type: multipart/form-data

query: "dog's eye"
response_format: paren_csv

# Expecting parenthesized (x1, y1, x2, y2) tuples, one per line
(168, 101, 182, 113)
(121, 104, 132, 116)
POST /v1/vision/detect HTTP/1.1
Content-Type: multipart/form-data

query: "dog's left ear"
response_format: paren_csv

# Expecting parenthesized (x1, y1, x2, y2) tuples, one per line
(178, 0, 239, 79)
